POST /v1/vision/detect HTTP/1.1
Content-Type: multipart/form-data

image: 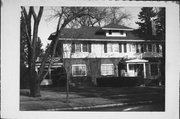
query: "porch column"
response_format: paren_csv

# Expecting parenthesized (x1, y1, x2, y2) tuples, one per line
(143, 63, 146, 78)
(126, 63, 129, 76)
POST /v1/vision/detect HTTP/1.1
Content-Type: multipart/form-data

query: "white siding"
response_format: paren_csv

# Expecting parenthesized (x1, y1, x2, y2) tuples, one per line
(63, 43, 163, 59)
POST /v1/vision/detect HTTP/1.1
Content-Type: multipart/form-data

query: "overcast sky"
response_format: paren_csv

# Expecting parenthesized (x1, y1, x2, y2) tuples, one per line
(37, 7, 142, 49)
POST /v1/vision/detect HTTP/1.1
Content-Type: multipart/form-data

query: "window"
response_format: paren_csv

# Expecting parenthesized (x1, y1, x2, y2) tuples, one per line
(83, 43, 88, 52)
(75, 43, 81, 52)
(156, 44, 162, 53)
(132, 44, 136, 52)
(152, 44, 156, 52)
(72, 43, 91, 53)
(72, 64, 87, 76)
(107, 43, 119, 52)
(101, 64, 114, 76)
(148, 44, 152, 52)
(159, 44, 162, 53)
(150, 64, 158, 76)
(136, 44, 140, 53)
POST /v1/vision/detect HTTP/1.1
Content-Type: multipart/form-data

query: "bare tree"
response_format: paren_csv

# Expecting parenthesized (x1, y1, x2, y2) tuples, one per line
(21, 7, 105, 97)
(103, 7, 132, 25)
(21, 6, 43, 97)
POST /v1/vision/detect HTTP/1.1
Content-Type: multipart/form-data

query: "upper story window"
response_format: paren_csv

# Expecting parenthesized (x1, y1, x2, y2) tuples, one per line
(148, 44, 152, 52)
(156, 44, 162, 53)
(136, 44, 140, 53)
(107, 43, 119, 52)
(152, 44, 156, 52)
(131, 44, 136, 52)
(106, 30, 126, 37)
(75, 43, 81, 52)
(72, 43, 91, 53)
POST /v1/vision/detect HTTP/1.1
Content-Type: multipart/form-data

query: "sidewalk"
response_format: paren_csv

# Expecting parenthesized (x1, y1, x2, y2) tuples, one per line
(20, 86, 165, 111)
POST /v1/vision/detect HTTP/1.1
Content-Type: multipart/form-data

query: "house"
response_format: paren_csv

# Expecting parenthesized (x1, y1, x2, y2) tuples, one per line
(47, 23, 164, 86)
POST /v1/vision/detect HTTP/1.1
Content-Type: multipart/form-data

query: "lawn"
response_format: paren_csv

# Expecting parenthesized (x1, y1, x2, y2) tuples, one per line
(20, 86, 165, 111)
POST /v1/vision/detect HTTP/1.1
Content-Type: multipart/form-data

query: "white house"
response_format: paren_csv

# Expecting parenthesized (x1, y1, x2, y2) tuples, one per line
(48, 23, 164, 86)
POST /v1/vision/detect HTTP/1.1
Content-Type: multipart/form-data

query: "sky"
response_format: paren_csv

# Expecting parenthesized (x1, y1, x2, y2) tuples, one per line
(37, 7, 142, 49)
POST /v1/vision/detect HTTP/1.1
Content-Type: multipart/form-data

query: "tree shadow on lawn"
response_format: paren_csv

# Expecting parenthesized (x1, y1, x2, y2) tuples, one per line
(40, 86, 165, 99)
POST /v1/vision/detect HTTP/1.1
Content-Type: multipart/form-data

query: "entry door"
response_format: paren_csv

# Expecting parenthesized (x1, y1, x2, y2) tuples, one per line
(135, 64, 144, 77)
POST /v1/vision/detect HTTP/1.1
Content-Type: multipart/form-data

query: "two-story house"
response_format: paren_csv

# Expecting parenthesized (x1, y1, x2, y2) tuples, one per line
(48, 23, 164, 86)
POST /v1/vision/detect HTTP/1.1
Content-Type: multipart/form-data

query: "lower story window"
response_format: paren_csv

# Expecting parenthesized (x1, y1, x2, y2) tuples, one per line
(72, 64, 87, 76)
(101, 64, 114, 76)
(150, 64, 158, 76)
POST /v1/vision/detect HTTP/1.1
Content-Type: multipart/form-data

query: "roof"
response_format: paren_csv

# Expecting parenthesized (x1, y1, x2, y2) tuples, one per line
(48, 26, 143, 41)
(48, 23, 163, 42)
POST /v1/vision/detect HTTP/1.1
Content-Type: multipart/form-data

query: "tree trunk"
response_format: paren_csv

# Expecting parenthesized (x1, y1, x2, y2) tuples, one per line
(29, 18, 41, 97)
(30, 70, 41, 97)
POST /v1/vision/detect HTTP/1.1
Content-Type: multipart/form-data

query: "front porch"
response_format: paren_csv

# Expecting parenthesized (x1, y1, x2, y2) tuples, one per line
(119, 58, 161, 80)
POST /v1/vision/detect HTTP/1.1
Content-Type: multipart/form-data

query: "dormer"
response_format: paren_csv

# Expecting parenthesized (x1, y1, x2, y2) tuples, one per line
(102, 23, 133, 37)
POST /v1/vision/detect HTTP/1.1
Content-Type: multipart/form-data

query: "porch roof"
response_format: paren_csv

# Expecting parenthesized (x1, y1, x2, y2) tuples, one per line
(126, 59, 148, 63)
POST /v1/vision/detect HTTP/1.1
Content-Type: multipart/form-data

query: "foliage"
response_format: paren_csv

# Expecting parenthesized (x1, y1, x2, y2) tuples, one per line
(154, 8, 165, 40)
(135, 7, 156, 39)
(103, 7, 132, 25)
(48, 7, 132, 28)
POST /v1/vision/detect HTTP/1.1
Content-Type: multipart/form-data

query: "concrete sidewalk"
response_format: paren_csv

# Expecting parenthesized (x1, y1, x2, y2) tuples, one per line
(20, 87, 165, 111)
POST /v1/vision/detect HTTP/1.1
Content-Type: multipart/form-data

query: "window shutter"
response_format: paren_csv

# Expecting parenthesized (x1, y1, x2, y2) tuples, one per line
(72, 43, 75, 53)
(136, 44, 139, 53)
(88, 43, 91, 53)
(119, 43, 122, 53)
(141, 44, 144, 53)
(143, 44, 147, 52)
(104, 43, 107, 53)
(124, 43, 127, 53)
(156, 44, 159, 53)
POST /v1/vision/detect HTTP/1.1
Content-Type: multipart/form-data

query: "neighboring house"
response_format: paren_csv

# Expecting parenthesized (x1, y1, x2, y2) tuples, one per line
(47, 23, 164, 86)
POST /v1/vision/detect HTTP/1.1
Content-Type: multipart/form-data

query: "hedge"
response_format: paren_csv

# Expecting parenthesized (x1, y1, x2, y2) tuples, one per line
(96, 77, 138, 87)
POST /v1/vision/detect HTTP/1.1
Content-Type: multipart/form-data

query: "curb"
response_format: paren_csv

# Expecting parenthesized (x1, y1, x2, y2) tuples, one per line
(45, 101, 153, 111)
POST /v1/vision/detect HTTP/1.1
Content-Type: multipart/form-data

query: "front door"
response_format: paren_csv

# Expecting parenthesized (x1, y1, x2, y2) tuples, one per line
(135, 64, 144, 78)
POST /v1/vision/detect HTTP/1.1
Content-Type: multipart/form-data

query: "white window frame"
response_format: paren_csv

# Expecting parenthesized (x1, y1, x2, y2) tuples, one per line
(101, 64, 114, 76)
(75, 43, 81, 52)
(75, 43, 91, 53)
(107, 43, 119, 53)
(72, 64, 87, 77)
(152, 44, 156, 52)
(150, 63, 159, 76)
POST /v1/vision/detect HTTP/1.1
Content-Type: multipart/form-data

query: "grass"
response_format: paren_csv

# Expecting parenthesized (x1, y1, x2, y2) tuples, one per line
(20, 86, 165, 111)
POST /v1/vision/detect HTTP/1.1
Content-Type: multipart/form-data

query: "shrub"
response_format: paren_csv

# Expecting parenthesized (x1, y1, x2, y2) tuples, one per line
(96, 77, 138, 87)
